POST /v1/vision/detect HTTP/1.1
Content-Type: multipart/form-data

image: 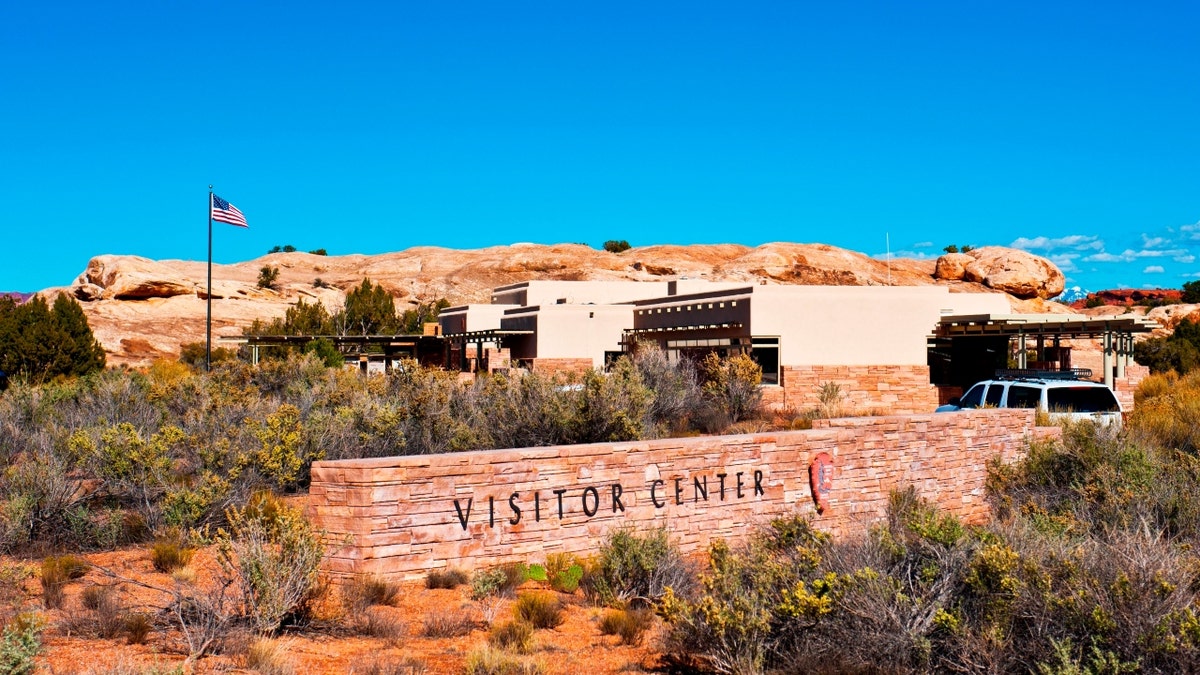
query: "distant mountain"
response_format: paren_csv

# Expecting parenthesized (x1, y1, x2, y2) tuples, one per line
(1057, 286, 1089, 304)
(0, 292, 32, 303)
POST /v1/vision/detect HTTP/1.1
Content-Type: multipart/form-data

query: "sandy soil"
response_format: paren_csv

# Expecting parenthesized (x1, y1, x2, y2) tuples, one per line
(3, 547, 666, 675)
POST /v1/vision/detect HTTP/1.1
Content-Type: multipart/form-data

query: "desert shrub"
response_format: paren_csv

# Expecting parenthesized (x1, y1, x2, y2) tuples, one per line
(498, 562, 530, 594)
(257, 266, 280, 290)
(815, 381, 845, 418)
(585, 527, 695, 608)
(602, 240, 631, 253)
(359, 606, 407, 643)
(151, 538, 195, 573)
(0, 612, 44, 675)
(68, 422, 183, 530)
(463, 645, 546, 675)
(660, 518, 835, 675)
(488, 619, 535, 653)
(218, 493, 324, 634)
(78, 585, 127, 639)
(343, 574, 402, 614)
(170, 581, 236, 660)
(544, 553, 584, 594)
(41, 555, 88, 608)
(425, 568, 468, 590)
(421, 608, 475, 637)
(246, 637, 295, 675)
(124, 612, 153, 644)
(631, 345, 704, 436)
(699, 352, 763, 427)
(471, 567, 508, 624)
(598, 608, 653, 646)
(512, 591, 564, 629)
(1129, 369, 1200, 454)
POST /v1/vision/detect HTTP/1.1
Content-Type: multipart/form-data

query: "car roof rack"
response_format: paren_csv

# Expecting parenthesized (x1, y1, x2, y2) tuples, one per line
(994, 368, 1093, 381)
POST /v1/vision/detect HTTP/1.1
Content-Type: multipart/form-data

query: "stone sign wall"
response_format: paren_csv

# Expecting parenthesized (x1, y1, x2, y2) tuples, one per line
(309, 409, 1046, 581)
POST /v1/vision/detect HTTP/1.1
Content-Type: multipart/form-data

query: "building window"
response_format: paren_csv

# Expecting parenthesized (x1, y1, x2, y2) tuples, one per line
(751, 337, 780, 385)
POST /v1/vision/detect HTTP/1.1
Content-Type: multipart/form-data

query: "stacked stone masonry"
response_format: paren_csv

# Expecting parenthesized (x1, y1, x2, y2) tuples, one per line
(1113, 364, 1149, 413)
(778, 364, 940, 415)
(529, 358, 595, 376)
(310, 409, 1042, 581)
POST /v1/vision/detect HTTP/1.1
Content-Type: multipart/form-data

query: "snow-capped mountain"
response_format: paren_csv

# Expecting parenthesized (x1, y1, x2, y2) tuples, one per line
(1056, 286, 1089, 304)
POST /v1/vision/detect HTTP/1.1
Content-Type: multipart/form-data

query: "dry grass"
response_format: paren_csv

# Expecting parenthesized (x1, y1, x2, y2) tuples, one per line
(421, 608, 476, 638)
(463, 645, 547, 675)
(41, 555, 88, 609)
(425, 568, 469, 590)
(246, 638, 295, 675)
(598, 608, 654, 646)
(342, 574, 402, 615)
(513, 592, 564, 630)
(358, 606, 407, 644)
(488, 619, 535, 654)
(150, 539, 194, 573)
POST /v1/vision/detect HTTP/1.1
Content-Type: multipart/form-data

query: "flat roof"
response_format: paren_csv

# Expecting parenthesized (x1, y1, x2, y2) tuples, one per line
(936, 313, 1157, 338)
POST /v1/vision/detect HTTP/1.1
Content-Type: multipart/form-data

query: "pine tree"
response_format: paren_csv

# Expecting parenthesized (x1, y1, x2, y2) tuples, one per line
(0, 294, 105, 383)
(338, 279, 397, 335)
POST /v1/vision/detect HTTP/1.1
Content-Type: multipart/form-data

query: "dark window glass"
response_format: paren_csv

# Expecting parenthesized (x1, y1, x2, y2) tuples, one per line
(985, 384, 1004, 407)
(1007, 386, 1041, 409)
(1048, 387, 1120, 413)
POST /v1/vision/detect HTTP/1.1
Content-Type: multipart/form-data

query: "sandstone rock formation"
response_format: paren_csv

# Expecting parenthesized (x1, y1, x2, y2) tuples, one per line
(934, 247, 1065, 300)
(44, 242, 1074, 368)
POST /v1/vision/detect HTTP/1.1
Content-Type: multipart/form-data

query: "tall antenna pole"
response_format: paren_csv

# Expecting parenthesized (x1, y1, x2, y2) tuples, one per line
(206, 185, 213, 371)
(886, 232, 892, 286)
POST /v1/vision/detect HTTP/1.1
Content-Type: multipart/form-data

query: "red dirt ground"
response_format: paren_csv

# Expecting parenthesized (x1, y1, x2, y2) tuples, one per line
(4, 547, 666, 674)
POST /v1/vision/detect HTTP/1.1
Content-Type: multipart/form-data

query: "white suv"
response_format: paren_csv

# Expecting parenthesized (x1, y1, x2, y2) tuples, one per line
(937, 377, 1123, 427)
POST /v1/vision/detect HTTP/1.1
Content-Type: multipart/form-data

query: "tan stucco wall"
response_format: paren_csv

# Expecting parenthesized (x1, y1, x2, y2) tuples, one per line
(503, 304, 633, 368)
(750, 286, 1011, 365)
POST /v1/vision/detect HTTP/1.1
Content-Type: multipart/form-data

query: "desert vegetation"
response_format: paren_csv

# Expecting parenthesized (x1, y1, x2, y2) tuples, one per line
(2, 315, 1199, 671)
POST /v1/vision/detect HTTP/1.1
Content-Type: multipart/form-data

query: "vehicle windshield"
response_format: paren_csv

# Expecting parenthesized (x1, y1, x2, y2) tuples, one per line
(1048, 387, 1120, 413)
(959, 384, 985, 408)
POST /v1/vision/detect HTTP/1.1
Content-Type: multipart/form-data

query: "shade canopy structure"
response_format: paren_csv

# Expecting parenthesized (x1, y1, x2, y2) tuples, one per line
(930, 313, 1157, 389)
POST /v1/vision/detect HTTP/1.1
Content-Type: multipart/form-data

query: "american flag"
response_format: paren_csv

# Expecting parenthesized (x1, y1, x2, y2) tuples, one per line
(211, 194, 248, 228)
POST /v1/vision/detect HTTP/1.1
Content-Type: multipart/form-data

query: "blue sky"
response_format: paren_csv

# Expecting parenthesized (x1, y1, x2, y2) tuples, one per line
(3, 1, 1198, 294)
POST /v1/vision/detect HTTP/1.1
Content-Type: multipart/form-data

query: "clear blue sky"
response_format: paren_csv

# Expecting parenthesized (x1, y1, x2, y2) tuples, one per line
(3, 1, 1198, 294)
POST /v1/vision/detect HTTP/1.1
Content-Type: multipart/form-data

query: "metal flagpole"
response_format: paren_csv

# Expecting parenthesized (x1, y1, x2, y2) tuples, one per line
(206, 185, 213, 371)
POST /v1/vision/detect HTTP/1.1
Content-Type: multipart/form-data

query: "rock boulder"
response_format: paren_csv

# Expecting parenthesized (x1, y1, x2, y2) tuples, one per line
(942, 247, 1065, 299)
(75, 255, 197, 300)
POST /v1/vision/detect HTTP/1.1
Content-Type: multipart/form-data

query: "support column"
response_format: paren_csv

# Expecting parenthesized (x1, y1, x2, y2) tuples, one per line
(1018, 332, 1027, 369)
(1115, 332, 1127, 379)
(1102, 331, 1113, 388)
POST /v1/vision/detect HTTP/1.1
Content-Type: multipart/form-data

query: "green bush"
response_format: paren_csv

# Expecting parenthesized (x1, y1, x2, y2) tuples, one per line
(257, 265, 281, 290)
(0, 612, 44, 675)
(602, 240, 631, 253)
(585, 527, 694, 608)
(544, 553, 584, 594)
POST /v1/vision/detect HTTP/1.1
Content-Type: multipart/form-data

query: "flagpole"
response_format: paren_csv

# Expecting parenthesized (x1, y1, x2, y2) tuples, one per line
(206, 185, 213, 371)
